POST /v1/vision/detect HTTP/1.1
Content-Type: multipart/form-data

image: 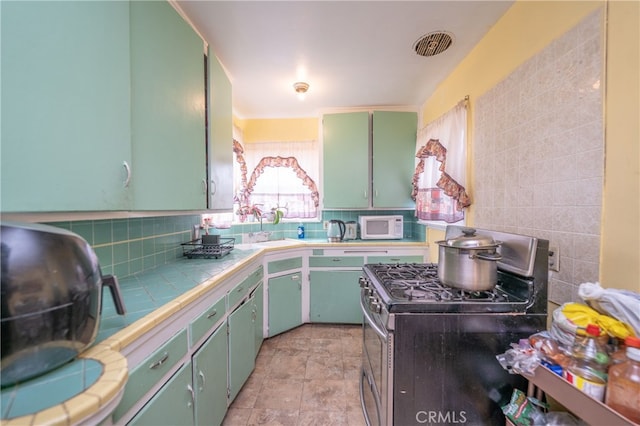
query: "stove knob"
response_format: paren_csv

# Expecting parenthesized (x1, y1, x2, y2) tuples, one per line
(358, 276, 368, 288)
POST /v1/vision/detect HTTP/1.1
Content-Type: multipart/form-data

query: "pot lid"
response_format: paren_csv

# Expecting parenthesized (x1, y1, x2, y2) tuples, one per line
(440, 227, 501, 248)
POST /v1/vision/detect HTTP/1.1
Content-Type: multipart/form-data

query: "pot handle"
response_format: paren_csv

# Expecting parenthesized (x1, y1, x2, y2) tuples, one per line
(471, 252, 502, 262)
(102, 274, 127, 315)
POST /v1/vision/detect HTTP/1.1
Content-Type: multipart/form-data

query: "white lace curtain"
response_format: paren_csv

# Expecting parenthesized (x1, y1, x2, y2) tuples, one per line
(412, 99, 470, 223)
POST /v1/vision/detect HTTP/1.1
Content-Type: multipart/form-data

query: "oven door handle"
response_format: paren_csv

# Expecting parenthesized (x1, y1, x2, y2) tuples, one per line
(360, 295, 388, 342)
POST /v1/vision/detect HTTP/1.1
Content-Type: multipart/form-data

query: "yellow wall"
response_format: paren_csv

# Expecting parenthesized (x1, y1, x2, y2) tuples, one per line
(601, 0, 640, 291)
(234, 117, 318, 143)
(422, 0, 639, 292)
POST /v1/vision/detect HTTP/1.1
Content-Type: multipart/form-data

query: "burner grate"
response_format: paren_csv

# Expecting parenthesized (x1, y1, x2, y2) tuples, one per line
(369, 263, 518, 304)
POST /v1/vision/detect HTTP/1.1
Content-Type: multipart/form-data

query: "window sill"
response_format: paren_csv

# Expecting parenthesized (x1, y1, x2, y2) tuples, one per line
(418, 220, 465, 231)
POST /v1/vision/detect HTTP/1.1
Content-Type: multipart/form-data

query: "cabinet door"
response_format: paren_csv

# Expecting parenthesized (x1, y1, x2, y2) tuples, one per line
(1, 1, 131, 212)
(193, 323, 227, 426)
(372, 111, 417, 208)
(309, 270, 362, 324)
(227, 300, 255, 402)
(129, 1, 206, 210)
(208, 50, 234, 210)
(322, 112, 370, 208)
(128, 361, 195, 426)
(268, 272, 302, 336)
(252, 283, 264, 357)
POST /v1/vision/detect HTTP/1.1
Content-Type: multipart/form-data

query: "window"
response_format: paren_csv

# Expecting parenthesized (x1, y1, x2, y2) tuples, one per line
(233, 138, 319, 221)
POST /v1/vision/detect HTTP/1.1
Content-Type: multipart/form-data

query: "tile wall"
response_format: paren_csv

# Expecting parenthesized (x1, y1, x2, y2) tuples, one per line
(473, 9, 604, 305)
(47, 215, 202, 278)
(45, 210, 424, 279)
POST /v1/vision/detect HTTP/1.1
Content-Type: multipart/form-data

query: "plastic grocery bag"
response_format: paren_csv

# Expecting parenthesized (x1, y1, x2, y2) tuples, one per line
(550, 302, 634, 346)
(578, 282, 640, 336)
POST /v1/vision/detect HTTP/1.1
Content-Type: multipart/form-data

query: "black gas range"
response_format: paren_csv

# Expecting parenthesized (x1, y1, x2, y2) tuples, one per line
(359, 226, 549, 426)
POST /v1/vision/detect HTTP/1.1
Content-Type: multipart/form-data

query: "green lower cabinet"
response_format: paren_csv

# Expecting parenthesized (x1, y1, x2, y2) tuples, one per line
(268, 272, 302, 337)
(113, 330, 188, 422)
(252, 283, 264, 357)
(128, 361, 195, 426)
(309, 270, 363, 324)
(228, 299, 255, 402)
(193, 323, 228, 426)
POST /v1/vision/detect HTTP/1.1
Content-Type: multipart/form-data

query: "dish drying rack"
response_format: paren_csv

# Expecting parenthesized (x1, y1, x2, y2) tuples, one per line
(181, 238, 235, 259)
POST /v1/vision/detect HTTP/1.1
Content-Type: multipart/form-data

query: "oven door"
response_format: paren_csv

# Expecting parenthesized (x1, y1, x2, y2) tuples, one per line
(360, 292, 391, 426)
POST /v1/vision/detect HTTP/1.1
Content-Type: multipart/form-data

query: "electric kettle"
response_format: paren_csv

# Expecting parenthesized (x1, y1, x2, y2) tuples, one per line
(327, 219, 346, 242)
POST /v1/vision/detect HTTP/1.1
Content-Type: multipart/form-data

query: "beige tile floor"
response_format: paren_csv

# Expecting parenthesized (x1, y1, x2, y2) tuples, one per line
(222, 323, 367, 426)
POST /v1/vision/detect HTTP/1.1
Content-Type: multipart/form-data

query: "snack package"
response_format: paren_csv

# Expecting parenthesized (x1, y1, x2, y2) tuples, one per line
(501, 388, 547, 426)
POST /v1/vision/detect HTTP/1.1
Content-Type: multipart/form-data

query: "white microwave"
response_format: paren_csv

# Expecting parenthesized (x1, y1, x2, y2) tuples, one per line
(359, 215, 404, 240)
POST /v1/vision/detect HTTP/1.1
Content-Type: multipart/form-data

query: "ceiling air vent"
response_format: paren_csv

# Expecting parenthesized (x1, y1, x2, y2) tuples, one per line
(414, 31, 454, 57)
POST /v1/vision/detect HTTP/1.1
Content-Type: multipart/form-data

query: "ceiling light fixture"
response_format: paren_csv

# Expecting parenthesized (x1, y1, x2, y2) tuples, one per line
(293, 81, 309, 100)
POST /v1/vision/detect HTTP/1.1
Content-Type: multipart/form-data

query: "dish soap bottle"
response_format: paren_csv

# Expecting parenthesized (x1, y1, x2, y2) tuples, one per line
(297, 223, 305, 239)
(605, 336, 640, 422)
(563, 323, 609, 401)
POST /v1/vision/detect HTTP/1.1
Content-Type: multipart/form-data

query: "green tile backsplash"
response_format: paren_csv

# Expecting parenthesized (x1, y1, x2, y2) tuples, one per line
(45, 215, 202, 278)
(44, 210, 424, 279)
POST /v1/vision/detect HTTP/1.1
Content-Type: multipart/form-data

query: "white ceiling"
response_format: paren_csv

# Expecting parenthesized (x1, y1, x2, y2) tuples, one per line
(176, 1, 514, 119)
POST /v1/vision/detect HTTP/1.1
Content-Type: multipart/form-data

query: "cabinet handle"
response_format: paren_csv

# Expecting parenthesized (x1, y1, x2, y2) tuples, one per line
(389, 258, 401, 261)
(374, 190, 379, 198)
(149, 352, 169, 369)
(207, 309, 218, 319)
(187, 384, 195, 408)
(331, 258, 342, 262)
(363, 190, 367, 199)
(198, 370, 206, 390)
(201, 178, 207, 194)
(210, 179, 217, 195)
(123, 161, 131, 188)
(236, 286, 243, 293)
(290, 275, 300, 281)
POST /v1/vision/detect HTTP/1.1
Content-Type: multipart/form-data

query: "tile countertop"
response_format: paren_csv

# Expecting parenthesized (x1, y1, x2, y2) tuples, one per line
(0, 238, 427, 425)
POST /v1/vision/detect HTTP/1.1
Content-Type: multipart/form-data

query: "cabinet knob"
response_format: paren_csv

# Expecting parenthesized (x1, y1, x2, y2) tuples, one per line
(122, 161, 131, 188)
(148, 352, 169, 369)
(198, 370, 206, 390)
(187, 384, 195, 407)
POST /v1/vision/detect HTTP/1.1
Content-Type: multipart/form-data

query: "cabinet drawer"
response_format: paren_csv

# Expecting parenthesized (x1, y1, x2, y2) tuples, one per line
(368, 255, 424, 264)
(309, 256, 364, 268)
(189, 295, 226, 347)
(112, 328, 188, 422)
(228, 266, 263, 309)
(267, 257, 302, 274)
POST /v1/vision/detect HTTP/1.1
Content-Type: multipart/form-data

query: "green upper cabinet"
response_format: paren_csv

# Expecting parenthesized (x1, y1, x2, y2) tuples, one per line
(207, 51, 234, 210)
(1, 1, 132, 212)
(322, 112, 370, 208)
(1, 1, 209, 213)
(322, 111, 417, 209)
(129, 1, 206, 210)
(372, 111, 418, 208)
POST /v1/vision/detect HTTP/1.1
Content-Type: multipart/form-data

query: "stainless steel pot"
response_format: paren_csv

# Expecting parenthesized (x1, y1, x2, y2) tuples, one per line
(435, 227, 502, 291)
(0, 221, 126, 387)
